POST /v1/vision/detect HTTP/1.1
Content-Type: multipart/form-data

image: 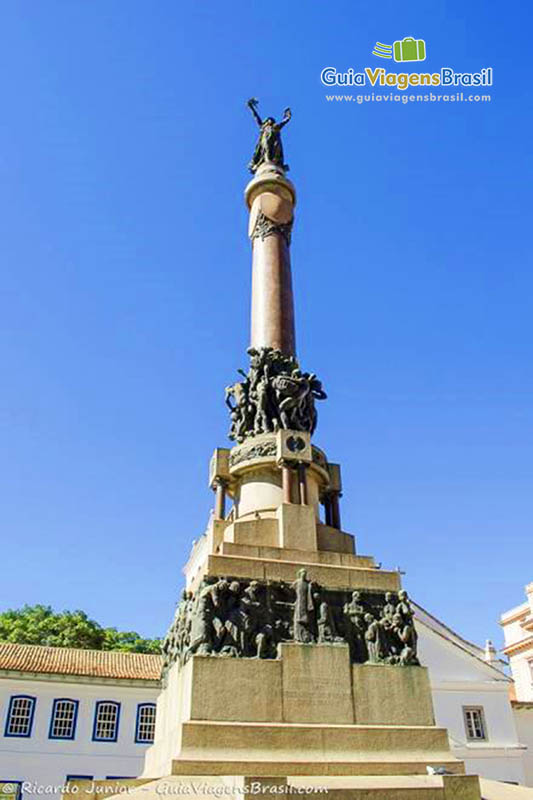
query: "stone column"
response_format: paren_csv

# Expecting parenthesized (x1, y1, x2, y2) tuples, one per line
(297, 463, 308, 505)
(245, 164, 297, 356)
(323, 495, 333, 526)
(330, 491, 341, 530)
(281, 462, 292, 504)
(213, 479, 227, 521)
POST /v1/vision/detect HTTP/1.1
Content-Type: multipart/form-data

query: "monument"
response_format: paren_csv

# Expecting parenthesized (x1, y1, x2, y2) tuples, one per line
(105, 101, 483, 799)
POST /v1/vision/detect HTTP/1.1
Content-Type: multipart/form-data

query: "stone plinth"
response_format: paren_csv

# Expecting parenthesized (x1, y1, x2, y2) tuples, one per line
(142, 644, 462, 780)
(280, 643, 354, 724)
(277, 503, 317, 551)
(352, 664, 435, 726)
(171, 720, 459, 774)
(225, 518, 280, 548)
(187, 656, 283, 723)
(171, 646, 436, 726)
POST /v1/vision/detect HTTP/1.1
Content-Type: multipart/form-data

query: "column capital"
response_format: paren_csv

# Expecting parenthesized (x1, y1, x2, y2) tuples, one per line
(245, 163, 296, 210)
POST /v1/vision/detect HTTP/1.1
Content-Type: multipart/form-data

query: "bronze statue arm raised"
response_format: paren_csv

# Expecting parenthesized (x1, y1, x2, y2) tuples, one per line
(247, 97, 263, 127)
(277, 107, 292, 129)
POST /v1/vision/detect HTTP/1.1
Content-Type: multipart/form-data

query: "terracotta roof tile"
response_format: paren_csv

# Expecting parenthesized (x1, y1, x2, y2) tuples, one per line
(0, 643, 162, 682)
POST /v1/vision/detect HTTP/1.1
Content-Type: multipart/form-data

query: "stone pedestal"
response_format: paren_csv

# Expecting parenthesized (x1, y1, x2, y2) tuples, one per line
(133, 453, 483, 799)
(142, 644, 460, 780)
(74, 419, 484, 800)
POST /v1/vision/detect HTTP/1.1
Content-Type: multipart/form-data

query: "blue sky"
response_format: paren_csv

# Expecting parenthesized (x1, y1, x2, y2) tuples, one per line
(1, 1, 531, 648)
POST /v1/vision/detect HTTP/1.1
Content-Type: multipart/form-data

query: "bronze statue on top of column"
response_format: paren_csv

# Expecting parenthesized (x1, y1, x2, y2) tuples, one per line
(247, 98, 292, 173)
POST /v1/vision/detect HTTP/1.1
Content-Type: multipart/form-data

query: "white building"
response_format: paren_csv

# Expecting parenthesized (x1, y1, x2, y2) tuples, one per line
(501, 581, 533, 786)
(1, 603, 530, 792)
(415, 604, 527, 786)
(0, 644, 160, 795)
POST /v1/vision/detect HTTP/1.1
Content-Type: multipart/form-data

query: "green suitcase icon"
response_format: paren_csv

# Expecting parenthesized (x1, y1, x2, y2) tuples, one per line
(393, 37, 426, 62)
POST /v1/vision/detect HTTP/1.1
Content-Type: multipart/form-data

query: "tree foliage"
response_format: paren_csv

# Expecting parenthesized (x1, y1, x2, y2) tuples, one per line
(0, 605, 161, 654)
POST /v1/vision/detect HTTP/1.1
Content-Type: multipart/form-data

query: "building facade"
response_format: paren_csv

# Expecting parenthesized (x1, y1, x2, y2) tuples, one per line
(0, 644, 160, 793)
(416, 605, 526, 785)
(501, 581, 533, 786)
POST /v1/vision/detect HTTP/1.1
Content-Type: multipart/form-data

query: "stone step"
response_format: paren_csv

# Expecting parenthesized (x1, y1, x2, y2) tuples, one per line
(218, 541, 376, 569)
(175, 720, 458, 771)
(479, 777, 533, 798)
(171, 758, 464, 778)
(290, 775, 481, 799)
(204, 553, 400, 592)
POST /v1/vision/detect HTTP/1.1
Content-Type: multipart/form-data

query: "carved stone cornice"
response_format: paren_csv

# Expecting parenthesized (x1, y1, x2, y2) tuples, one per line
(229, 440, 277, 468)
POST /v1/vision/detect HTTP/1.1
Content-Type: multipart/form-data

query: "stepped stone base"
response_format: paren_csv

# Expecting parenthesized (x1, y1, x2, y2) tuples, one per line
(171, 758, 464, 777)
(143, 644, 463, 781)
(189, 511, 398, 594)
(87, 473, 483, 800)
(173, 719, 456, 765)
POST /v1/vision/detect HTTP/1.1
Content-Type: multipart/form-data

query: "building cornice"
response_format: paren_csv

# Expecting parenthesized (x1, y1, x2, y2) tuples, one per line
(520, 616, 533, 633)
(500, 605, 529, 626)
(450, 745, 526, 758)
(502, 636, 533, 657)
(431, 680, 511, 692)
(0, 668, 161, 689)
(512, 701, 533, 710)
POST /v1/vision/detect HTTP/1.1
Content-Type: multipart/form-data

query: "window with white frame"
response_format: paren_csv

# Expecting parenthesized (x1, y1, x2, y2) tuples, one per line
(4, 695, 36, 737)
(135, 703, 156, 743)
(93, 701, 120, 742)
(463, 706, 487, 741)
(49, 698, 78, 740)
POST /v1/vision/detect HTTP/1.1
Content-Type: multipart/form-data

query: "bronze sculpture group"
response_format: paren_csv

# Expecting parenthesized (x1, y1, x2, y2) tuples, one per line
(342, 587, 419, 666)
(226, 347, 327, 443)
(161, 571, 419, 676)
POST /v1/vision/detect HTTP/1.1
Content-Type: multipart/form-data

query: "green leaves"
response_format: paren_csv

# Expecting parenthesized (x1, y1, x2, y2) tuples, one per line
(0, 604, 161, 653)
(101, 627, 162, 654)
